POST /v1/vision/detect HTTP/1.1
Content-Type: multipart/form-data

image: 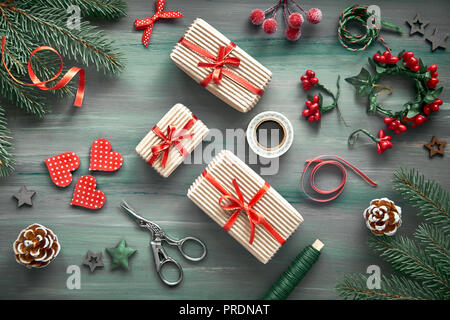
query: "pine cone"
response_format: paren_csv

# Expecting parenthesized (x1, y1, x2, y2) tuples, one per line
(13, 224, 61, 268)
(364, 198, 402, 236)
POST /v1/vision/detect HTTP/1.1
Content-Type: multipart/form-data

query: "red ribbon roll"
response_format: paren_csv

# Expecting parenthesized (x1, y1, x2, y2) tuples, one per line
(202, 170, 285, 245)
(300, 155, 377, 202)
(1, 37, 85, 107)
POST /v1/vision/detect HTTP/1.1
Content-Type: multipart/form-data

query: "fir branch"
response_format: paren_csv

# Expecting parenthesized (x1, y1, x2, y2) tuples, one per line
(368, 235, 450, 293)
(335, 274, 440, 300)
(394, 168, 450, 231)
(415, 223, 450, 275)
(0, 106, 14, 177)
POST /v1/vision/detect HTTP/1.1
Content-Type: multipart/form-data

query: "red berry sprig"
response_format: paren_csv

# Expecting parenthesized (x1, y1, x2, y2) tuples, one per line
(302, 95, 321, 122)
(373, 51, 399, 65)
(384, 117, 407, 134)
(426, 64, 439, 89)
(423, 98, 443, 115)
(249, 1, 321, 41)
(402, 51, 420, 72)
(300, 70, 318, 90)
(403, 114, 428, 128)
(376, 130, 393, 154)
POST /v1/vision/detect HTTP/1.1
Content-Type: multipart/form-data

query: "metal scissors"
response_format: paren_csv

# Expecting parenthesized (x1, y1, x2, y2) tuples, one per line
(120, 200, 207, 286)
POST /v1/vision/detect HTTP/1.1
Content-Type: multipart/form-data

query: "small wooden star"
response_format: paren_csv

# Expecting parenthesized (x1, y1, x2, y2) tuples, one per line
(406, 14, 429, 36)
(13, 186, 36, 207)
(83, 250, 104, 272)
(106, 240, 136, 270)
(424, 136, 446, 158)
(426, 28, 448, 51)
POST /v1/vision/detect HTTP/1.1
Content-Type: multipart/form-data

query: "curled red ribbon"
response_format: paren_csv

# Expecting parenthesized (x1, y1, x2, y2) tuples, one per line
(1, 37, 85, 107)
(135, 0, 183, 47)
(179, 37, 264, 97)
(202, 170, 285, 245)
(300, 155, 377, 202)
(148, 116, 197, 168)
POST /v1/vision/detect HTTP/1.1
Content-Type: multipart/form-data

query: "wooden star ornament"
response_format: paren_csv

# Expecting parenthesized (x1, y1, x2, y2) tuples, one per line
(83, 250, 104, 272)
(406, 14, 429, 36)
(424, 136, 446, 158)
(426, 28, 448, 51)
(13, 186, 36, 207)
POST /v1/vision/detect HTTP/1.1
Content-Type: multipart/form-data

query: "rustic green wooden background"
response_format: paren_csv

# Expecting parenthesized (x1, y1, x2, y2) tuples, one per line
(0, 0, 449, 300)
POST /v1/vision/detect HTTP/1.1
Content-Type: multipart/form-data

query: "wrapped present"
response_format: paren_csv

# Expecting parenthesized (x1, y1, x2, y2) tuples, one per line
(188, 150, 303, 264)
(136, 103, 209, 178)
(171, 18, 272, 113)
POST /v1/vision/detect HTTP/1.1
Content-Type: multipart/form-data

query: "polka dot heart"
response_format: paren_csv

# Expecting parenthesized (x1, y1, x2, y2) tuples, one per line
(44, 152, 80, 187)
(89, 138, 123, 172)
(71, 175, 105, 210)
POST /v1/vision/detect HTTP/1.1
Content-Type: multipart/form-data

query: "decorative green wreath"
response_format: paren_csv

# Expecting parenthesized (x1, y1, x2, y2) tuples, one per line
(347, 50, 444, 154)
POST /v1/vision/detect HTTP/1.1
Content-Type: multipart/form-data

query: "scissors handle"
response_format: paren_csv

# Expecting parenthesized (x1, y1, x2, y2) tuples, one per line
(165, 236, 207, 262)
(151, 240, 183, 287)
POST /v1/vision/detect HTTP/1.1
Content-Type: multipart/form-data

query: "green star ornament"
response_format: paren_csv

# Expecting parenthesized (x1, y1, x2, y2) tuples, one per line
(106, 240, 137, 270)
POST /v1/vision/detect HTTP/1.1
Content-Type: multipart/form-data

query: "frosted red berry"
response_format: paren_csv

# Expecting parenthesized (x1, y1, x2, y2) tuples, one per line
(288, 12, 304, 28)
(250, 9, 265, 25)
(262, 18, 278, 34)
(306, 8, 322, 24)
(286, 27, 301, 41)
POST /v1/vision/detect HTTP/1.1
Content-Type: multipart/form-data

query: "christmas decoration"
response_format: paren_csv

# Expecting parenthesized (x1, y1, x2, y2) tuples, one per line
(338, 5, 402, 52)
(364, 198, 402, 236)
(0, 0, 126, 178)
(263, 239, 324, 300)
(188, 150, 303, 264)
(300, 155, 377, 202)
(44, 152, 80, 187)
(106, 240, 136, 270)
(13, 186, 36, 207)
(300, 70, 341, 123)
(13, 223, 60, 268)
(136, 104, 209, 178)
(426, 28, 448, 51)
(89, 139, 123, 172)
(406, 14, 429, 36)
(249, 1, 321, 41)
(134, 0, 182, 48)
(346, 51, 443, 154)
(424, 136, 446, 158)
(83, 250, 104, 272)
(336, 168, 450, 300)
(70, 175, 105, 210)
(171, 18, 272, 113)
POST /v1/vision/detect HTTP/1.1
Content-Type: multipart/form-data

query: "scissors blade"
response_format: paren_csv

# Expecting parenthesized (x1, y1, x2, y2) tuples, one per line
(120, 200, 151, 227)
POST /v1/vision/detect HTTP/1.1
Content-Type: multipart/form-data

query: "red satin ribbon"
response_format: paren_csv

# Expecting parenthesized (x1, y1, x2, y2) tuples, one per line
(1, 37, 85, 107)
(202, 170, 285, 245)
(148, 116, 197, 168)
(300, 155, 377, 202)
(179, 37, 264, 97)
(135, 0, 183, 47)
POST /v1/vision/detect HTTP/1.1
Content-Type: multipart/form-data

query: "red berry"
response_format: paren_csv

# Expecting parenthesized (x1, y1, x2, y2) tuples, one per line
(288, 12, 304, 28)
(382, 51, 391, 58)
(395, 124, 407, 134)
(314, 112, 321, 121)
(302, 109, 312, 117)
(285, 27, 301, 41)
(408, 57, 418, 65)
(373, 53, 381, 62)
(411, 64, 420, 72)
(429, 78, 439, 86)
(309, 77, 319, 85)
(305, 100, 312, 108)
(308, 115, 315, 122)
(379, 55, 386, 64)
(262, 18, 278, 34)
(403, 51, 414, 61)
(415, 115, 427, 125)
(306, 8, 322, 24)
(250, 9, 265, 25)
(388, 56, 399, 64)
(302, 82, 311, 90)
(309, 103, 319, 113)
(435, 98, 443, 105)
(423, 104, 432, 115)
(312, 96, 320, 103)
(431, 104, 440, 112)
(306, 70, 315, 78)
(427, 64, 437, 73)
(300, 74, 308, 81)
(431, 71, 438, 78)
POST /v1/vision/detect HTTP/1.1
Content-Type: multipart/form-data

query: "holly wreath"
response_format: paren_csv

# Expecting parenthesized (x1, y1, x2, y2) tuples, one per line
(347, 50, 443, 154)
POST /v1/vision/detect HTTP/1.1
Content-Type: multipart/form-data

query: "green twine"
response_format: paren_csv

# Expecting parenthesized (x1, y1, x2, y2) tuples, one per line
(337, 5, 402, 52)
(263, 243, 322, 300)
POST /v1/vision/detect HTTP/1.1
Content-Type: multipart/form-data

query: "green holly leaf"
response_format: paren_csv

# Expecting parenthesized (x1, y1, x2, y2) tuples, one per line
(368, 58, 386, 74)
(423, 87, 443, 104)
(406, 109, 420, 118)
(345, 68, 373, 97)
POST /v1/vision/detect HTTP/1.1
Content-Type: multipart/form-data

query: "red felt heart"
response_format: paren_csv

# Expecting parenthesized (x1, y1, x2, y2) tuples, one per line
(44, 152, 80, 187)
(70, 175, 105, 210)
(89, 138, 123, 172)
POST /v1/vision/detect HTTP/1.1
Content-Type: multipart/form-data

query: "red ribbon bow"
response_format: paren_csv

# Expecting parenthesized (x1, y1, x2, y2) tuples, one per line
(148, 117, 196, 168)
(202, 170, 285, 245)
(179, 37, 264, 96)
(135, 0, 183, 47)
(1, 37, 85, 107)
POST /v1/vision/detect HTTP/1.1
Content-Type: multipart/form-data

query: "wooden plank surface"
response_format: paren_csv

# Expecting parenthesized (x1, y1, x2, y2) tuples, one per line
(0, 0, 449, 300)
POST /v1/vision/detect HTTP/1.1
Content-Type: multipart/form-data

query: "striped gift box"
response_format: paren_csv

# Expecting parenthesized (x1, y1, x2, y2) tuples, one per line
(171, 18, 272, 113)
(188, 150, 303, 264)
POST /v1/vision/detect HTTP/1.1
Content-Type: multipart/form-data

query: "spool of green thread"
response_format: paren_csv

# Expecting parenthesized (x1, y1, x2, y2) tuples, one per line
(263, 239, 324, 300)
